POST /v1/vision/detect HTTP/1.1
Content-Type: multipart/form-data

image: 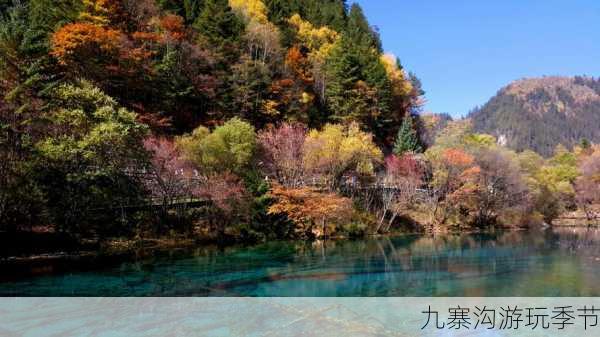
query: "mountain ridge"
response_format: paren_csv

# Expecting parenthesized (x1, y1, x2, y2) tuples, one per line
(468, 75, 600, 156)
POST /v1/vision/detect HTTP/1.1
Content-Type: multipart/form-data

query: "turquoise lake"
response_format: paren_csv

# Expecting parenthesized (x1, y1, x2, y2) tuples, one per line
(2, 227, 600, 296)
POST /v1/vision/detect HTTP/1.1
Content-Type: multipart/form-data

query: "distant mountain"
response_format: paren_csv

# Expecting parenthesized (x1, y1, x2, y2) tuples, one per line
(468, 76, 600, 156)
(417, 112, 453, 147)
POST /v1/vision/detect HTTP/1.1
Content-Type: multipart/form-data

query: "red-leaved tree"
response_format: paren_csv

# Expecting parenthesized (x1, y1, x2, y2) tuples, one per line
(377, 154, 425, 232)
(143, 136, 197, 216)
(196, 172, 249, 236)
(257, 122, 306, 187)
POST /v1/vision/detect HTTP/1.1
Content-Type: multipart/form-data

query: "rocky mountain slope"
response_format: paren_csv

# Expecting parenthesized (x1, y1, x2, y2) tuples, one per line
(469, 76, 600, 156)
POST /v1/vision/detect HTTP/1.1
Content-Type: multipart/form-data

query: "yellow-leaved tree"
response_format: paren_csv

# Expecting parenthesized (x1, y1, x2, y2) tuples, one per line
(288, 14, 339, 58)
(230, 0, 281, 63)
(303, 123, 382, 189)
(380, 54, 412, 100)
(229, 0, 268, 23)
(79, 0, 111, 25)
(287, 14, 339, 99)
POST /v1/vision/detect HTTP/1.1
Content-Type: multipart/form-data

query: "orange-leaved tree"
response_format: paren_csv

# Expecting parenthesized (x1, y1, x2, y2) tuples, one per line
(268, 185, 352, 238)
(51, 22, 123, 68)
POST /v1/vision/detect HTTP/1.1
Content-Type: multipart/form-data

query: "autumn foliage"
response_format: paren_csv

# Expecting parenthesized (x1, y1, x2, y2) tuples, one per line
(51, 22, 123, 66)
(268, 184, 352, 238)
(143, 136, 196, 211)
(159, 14, 187, 41)
(575, 151, 600, 220)
(2, 0, 598, 243)
(257, 122, 306, 187)
(385, 154, 424, 181)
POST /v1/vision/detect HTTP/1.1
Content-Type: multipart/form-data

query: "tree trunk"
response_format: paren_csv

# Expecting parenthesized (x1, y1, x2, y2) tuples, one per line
(376, 210, 387, 233)
(385, 212, 398, 232)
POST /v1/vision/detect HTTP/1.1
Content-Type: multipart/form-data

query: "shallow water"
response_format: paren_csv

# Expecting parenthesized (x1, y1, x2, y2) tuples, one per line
(2, 227, 600, 296)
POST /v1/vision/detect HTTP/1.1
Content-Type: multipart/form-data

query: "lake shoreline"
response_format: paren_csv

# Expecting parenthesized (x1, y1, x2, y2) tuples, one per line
(7, 223, 600, 284)
(0, 227, 524, 283)
(2, 227, 600, 296)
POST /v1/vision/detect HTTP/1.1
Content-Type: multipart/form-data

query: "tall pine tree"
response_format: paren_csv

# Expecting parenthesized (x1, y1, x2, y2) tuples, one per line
(158, 0, 205, 24)
(325, 3, 391, 142)
(304, 0, 347, 32)
(393, 114, 422, 155)
(345, 3, 381, 53)
(265, 0, 347, 31)
(193, 0, 244, 51)
(1, 0, 79, 112)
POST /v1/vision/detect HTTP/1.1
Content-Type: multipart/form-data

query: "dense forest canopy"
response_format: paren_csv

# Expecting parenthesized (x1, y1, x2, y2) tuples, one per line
(0, 0, 598, 244)
(0, 0, 423, 234)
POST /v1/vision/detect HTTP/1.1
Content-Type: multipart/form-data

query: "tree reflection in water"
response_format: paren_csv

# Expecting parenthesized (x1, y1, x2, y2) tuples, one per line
(2, 228, 600, 296)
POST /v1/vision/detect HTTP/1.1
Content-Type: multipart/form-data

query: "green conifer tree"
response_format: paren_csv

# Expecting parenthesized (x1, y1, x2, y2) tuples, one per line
(393, 114, 422, 155)
(324, 4, 392, 141)
(158, 0, 205, 24)
(183, 0, 204, 23)
(157, 0, 184, 15)
(580, 138, 591, 150)
(345, 3, 381, 53)
(1, 0, 79, 111)
(265, 0, 347, 31)
(193, 0, 244, 50)
(304, 0, 347, 31)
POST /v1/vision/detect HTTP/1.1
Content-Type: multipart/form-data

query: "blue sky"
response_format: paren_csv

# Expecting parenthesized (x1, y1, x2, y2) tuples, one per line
(353, 0, 600, 118)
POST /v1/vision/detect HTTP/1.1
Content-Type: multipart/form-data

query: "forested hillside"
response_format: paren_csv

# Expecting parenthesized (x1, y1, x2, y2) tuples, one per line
(469, 76, 600, 156)
(0, 0, 424, 236)
(0, 0, 422, 138)
(1, 1, 598, 248)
